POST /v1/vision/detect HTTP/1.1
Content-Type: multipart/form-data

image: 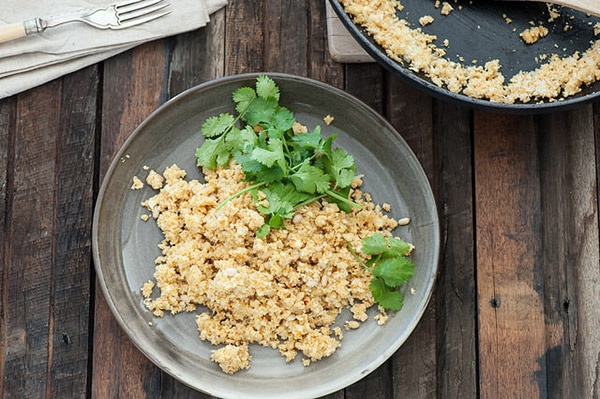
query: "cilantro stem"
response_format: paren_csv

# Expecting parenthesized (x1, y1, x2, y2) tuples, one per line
(216, 182, 266, 210)
(346, 241, 370, 270)
(325, 189, 362, 210)
(293, 193, 328, 210)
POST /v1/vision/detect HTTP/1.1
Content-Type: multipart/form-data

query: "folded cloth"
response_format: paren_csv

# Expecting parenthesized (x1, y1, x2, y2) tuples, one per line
(0, 0, 227, 99)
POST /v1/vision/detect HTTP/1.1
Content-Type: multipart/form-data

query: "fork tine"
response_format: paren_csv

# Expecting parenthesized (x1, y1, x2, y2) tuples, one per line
(114, 10, 171, 29)
(116, 0, 163, 14)
(118, 2, 170, 23)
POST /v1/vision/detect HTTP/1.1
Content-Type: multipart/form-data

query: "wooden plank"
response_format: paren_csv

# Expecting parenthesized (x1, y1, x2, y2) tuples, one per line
(432, 100, 477, 399)
(48, 65, 98, 398)
(224, 0, 264, 75)
(345, 64, 384, 113)
(0, 96, 15, 398)
(265, 0, 309, 75)
(92, 40, 169, 399)
(385, 77, 437, 399)
(538, 106, 600, 398)
(167, 8, 226, 97)
(474, 112, 545, 398)
(1, 82, 60, 398)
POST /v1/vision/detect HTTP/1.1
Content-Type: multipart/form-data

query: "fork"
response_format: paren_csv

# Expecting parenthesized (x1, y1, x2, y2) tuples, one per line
(0, 0, 171, 44)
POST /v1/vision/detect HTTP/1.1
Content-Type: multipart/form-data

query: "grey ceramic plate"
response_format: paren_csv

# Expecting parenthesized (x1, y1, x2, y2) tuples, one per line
(92, 73, 440, 399)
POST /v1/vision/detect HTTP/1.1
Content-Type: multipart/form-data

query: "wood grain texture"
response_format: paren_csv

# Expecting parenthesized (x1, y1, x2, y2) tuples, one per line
(92, 40, 169, 399)
(0, 97, 15, 399)
(432, 100, 477, 399)
(168, 8, 226, 97)
(224, 0, 264, 75)
(265, 0, 309, 75)
(474, 112, 545, 399)
(538, 107, 600, 399)
(48, 65, 98, 399)
(2, 82, 61, 398)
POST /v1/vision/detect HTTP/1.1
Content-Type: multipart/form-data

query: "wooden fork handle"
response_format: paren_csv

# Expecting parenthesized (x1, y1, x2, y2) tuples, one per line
(0, 18, 44, 44)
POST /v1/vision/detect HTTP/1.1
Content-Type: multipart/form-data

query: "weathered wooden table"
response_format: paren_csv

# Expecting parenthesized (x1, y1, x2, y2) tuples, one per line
(2, 1, 600, 398)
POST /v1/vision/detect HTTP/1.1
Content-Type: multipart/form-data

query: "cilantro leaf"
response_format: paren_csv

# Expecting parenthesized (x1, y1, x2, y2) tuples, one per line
(372, 257, 415, 287)
(256, 75, 280, 101)
(290, 162, 331, 194)
(327, 186, 352, 213)
(361, 233, 412, 258)
(254, 166, 285, 184)
(225, 126, 257, 155)
(201, 113, 235, 138)
(253, 182, 310, 218)
(251, 146, 284, 168)
(289, 131, 322, 152)
(369, 277, 404, 311)
(256, 224, 271, 239)
(195, 136, 228, 169)
(324, 147, 356, 188)
(384, 237, 413, 258)
(267, 213, 284, 228)
(271, 106, 295, 131)
(356, 232, 416, 311)
(233, 86, 256, 114)
(361, 232, 388, 255)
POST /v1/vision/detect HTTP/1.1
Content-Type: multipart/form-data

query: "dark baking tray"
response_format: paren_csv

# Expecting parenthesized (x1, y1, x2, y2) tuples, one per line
(329, 0, 600, 112)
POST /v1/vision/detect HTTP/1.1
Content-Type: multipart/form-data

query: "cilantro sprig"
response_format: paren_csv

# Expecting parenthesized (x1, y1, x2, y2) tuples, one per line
(348, 232, 415, 311)
(195, 75, 361, 237)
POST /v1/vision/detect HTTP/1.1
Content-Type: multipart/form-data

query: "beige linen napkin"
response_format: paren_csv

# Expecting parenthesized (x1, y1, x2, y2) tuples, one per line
(0, 0, 227, 99)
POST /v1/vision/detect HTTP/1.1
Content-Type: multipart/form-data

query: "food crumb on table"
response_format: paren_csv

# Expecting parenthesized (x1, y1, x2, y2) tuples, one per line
(323, 114, 335, 125)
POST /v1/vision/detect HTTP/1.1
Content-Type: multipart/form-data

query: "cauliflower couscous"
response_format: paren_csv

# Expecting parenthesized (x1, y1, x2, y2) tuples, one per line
(139, 162, 404, 374)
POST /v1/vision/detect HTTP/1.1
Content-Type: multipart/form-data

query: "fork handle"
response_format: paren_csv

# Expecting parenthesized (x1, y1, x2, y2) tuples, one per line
(0, 18, 45, 44)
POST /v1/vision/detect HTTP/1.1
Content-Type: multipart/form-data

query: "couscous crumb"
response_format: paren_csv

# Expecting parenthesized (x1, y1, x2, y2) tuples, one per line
(440, 2, 453, 16)
(419, 15, 434, 26)
(131, 176, 144, 190)
(211, 344, 252, 374)
(520, 26, 549, 44)
(146, 170, 165, 190)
